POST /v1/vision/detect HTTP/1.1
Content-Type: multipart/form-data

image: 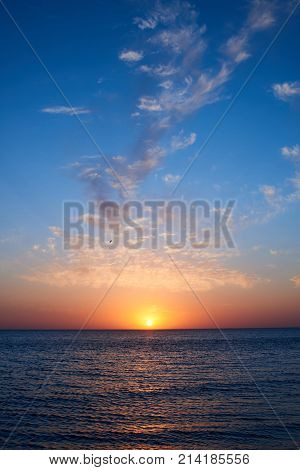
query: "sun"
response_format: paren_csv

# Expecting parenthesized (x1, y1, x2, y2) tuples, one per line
(145, 318, 154, 328)
(138, 304, 161, 329)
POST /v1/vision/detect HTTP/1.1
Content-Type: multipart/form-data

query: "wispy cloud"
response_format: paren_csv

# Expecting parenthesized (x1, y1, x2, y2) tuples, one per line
(251, 144, 300, 224)
(49, 226, 64, 237)
(133, 16, 157, 30)
(76, 1, 277, 198)
(132, 0, 275, 122)
(133, 2, 184, 32)
(67, 156, 118, 200)
(281, 144, 300, 160)
(272, 81, 300, 101)
(288, 173, 300, 202)
(21, 232, 260, 292)
(224, 0, 275, 69)
(139, 64, 177, 77)
(159, 80, 173, 89)
(119, 50, 143, 62)
(222, 0, 275, 65)
(171, 130, 196, 151)
(291, 275, 300, 288)
(112, 155, 126, 163)
(67, 146, 167, 199)
(259, 184, 277, 199)
(224, 36, 251, 64)
(149, 25, 206, 54)
(41, 106, 91, 115)
(137, 97, 162, 111)
(128, 146, 166, 176)
(163, 173, 180, 184)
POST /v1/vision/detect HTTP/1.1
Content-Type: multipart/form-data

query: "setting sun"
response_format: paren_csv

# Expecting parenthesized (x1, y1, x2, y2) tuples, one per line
(145, 318, 154, 328)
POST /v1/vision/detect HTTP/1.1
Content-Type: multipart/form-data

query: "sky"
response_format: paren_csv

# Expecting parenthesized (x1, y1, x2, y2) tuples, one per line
(0, 0, 299, 329)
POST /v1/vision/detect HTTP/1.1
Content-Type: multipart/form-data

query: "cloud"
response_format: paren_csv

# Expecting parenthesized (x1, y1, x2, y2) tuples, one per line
(150, 26, 206, 54)
(67, 145, 167, 200)
(137, 97, 162, 111)
(281, 144, 300, 160)
(133, 5, 222, 116)
(22, 258, 258, 291)
(163, 174, 180, 184)
(66, 0, 276, 201)
(171, 130, 196, 151)
(291, 275, 300, 288)
(159, 80, 173, 89)
(20, 239, 260, 293)
(259, 185, 277, 199)
(137, 64, 231, 117)
(247, 0, 275, 31)
(49, 226, 64, 237)
(139, 64, 177, 77)
(112, 155, 126, 163)
(133, 16, 157, 30)
(272, 81, 300, 101)
(79, 167, 101, 181)
(135, 1, 275, 120)
(71, 1, 278, 199)
(133, 2, 184, 32)
(67, 156, 118, 200)
(224, 0, 275, 64)
(104, 170, 137, 195)
(250, 145, 300, 225)
(128, 146, 166, 175)
(254, 185, 284, 222)
(41, 106, 91, 115)
(252, 245, 262, 251)
(282, 144, 300, 202)
(159, 65, 231, 115)
(287, 173, 300, 202)
(119, 50, 143, 62)
(224, 35, 251, 63)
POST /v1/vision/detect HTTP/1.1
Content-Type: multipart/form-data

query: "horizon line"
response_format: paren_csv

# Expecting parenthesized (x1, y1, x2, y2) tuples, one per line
(0, 326, 299, 331)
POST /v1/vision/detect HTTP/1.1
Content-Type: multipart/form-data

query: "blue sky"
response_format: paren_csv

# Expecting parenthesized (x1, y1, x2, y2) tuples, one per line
(0, 0, 300, 328)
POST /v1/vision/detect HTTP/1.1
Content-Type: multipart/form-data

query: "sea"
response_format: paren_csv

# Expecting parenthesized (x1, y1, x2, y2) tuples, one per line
(0, 328, 299, 449)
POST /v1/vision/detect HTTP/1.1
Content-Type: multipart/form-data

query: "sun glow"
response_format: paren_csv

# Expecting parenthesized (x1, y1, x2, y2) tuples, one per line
(135, 304, 171, 329)
(145, 318, 154, 328)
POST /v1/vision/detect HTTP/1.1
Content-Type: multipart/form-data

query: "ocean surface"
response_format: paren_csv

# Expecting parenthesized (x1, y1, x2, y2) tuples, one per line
(0, 328, 299, 450)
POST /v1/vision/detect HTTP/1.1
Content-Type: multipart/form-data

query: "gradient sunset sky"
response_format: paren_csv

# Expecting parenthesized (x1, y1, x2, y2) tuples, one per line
(0, 0, 299, 329)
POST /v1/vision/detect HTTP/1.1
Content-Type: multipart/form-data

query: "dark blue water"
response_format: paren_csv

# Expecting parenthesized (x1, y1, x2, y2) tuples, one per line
(0, 329, 299, 449)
